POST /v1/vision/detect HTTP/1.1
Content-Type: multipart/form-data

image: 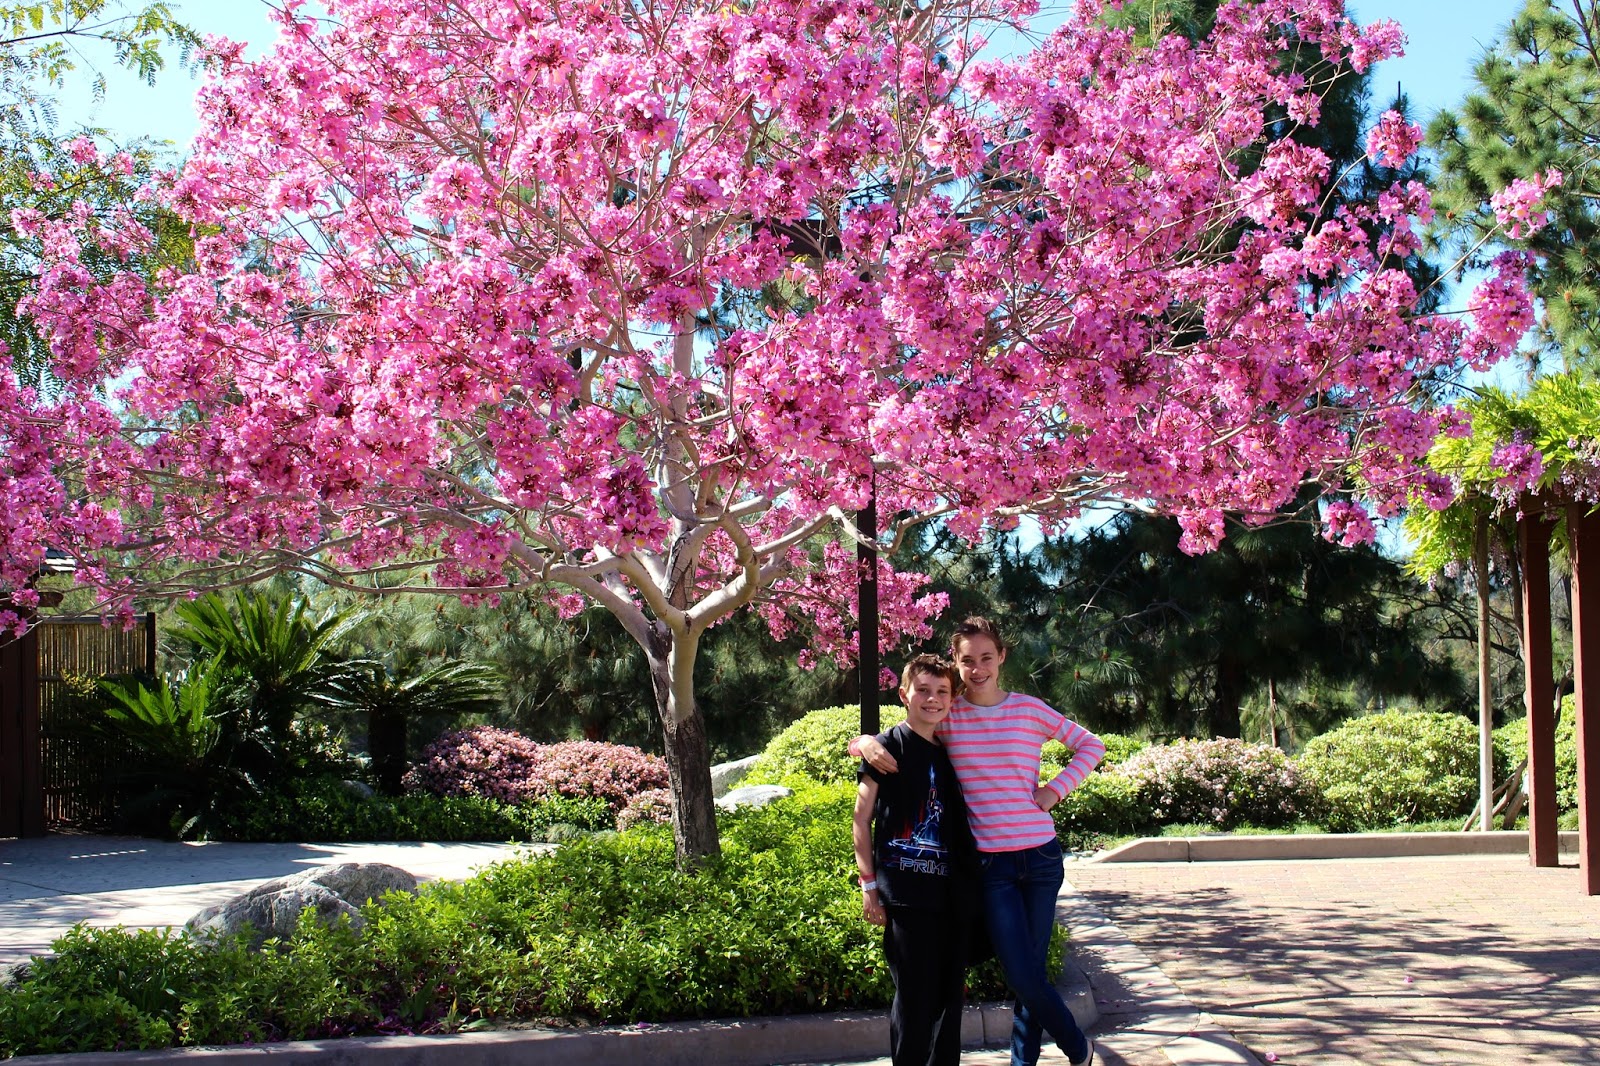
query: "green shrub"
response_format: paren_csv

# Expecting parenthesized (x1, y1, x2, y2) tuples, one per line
(1120, 738, 1317, 830)
(0, 782, 1065, 1054)
(1495, 695, 1579, 812)
(744, 705, 905, 786)
(1042, 732, 1148, 779)
(1051, 771, 1151, 849)
(1298, 711, 1504, 832)
(211, 776, 611, 843)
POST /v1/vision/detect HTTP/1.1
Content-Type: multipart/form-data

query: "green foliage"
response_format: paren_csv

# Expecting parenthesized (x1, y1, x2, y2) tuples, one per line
(169, 590, 363, 733)
(743, 705, 905, 787)
(1298, 711, 1504, 831)
(1042, 732, 1146, 774)
(209, 776, 613, 844)
(1495, 694, 1579, 812)
(100, 658, 221, 765)
(1050, 772, 1151, 849)
(0, 783, 1063, 1053)
(1404, 374, 1600, 579)
(1429, 0, 1600, 370)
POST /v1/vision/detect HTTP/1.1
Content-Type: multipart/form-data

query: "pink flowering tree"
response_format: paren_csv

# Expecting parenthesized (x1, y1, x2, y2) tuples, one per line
(2, 0, 1533, 862)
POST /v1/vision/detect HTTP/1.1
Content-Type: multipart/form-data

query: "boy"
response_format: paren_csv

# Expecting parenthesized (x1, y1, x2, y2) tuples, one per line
(854, 653, 979, 1066)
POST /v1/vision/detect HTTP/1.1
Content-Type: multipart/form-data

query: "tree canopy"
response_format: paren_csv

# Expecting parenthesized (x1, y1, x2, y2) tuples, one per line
(0, 0, 1539, 862)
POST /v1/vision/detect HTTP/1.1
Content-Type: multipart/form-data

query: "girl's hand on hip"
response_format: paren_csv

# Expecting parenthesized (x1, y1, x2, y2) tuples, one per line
(1032, 785, 1060, 812)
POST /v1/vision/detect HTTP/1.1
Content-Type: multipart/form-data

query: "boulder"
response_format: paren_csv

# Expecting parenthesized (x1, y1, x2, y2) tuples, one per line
(186, 862, 418, 949)
(715, 784, 793, 811)
(710, 754, 761, 797)
(0, 957, 42, 989)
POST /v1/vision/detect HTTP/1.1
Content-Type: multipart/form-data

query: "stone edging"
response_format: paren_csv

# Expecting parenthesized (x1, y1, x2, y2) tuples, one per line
(1093, 829, 1582, 864)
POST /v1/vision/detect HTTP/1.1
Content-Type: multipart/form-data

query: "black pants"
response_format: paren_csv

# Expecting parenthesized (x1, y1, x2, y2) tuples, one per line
(883, 905, 969, 1066)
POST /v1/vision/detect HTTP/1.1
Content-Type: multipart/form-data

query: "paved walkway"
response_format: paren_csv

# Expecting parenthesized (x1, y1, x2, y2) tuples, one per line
(0, 835, 530, 964)
(1065, 855, 1600, 1065)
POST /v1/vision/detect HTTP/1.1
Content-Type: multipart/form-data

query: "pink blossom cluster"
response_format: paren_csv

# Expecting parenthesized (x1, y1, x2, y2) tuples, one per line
(0, 0, 1530, 679)
(401, 726, 668, 808)
(1489, 170, 1563, 239)
(1364, 110, 1422, 168)
(1490, 437, 1546, 501)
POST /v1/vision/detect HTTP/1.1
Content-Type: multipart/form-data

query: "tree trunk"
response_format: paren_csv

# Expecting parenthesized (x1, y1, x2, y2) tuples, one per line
(1208, 655, 1244, 739)
(644, 627, 721, 867)
(1474, 515, 1494, 832)
(368, 705, 407, 796)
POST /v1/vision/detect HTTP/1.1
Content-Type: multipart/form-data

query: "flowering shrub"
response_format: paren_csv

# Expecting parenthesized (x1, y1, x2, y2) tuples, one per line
(402, 726, 545, 803)
(617, 788, 673, 831)
(402, 728, 667, 811)
(743, 705, 905, 787)
(1121, 738, 1317, 830)
(523, 740, 669, 810)
(1298, 711, 1499, 831)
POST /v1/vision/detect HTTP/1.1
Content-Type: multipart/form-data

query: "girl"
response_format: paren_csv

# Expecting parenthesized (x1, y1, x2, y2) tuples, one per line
(853, 616, 1103, 1066)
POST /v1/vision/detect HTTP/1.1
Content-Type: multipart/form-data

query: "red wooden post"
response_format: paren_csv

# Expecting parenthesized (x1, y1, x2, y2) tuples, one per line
(0, 633, 21, 838)
(1520, 509, 1559, 866)
(17, 625, 41, 837)
(1570, 503, 1600, 896)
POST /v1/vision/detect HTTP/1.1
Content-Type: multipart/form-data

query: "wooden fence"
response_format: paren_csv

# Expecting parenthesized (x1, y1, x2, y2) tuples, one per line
(34, 615, 156, 830)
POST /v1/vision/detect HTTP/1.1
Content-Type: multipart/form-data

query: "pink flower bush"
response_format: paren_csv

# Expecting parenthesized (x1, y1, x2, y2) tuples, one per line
(402, 727, 668, 811)
(1120, 738, 1319, 829)
(616, 788, 674, 830)
(402, 726, 546, 804)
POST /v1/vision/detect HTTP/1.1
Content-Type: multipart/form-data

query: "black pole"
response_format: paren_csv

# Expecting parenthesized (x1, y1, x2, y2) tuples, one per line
(858, 483, 880, 736)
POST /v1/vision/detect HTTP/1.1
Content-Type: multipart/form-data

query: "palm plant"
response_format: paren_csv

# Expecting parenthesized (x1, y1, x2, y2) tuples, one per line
(315, 659, 502, 794)
(168, 588, 365, 736)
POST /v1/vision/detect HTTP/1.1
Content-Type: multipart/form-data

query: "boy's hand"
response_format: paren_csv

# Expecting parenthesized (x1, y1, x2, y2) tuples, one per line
(862, 888, 886, 926)
(856, 735, 899, 773)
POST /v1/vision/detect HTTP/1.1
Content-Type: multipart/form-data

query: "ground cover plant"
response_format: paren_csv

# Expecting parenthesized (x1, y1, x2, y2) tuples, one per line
(0, 784, 1059, 1057)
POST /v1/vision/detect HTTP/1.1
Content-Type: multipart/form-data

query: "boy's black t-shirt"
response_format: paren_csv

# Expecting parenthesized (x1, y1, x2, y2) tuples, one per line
(860, 722, 978, 911)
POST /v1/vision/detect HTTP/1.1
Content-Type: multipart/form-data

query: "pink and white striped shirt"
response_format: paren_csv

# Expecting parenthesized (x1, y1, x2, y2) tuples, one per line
(940, 693, 1105, 852)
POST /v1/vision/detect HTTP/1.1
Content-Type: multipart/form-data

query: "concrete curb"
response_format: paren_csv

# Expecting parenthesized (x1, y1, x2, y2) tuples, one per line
(15, 968, 1096, 1066)
(1093, 829, 1582, 864)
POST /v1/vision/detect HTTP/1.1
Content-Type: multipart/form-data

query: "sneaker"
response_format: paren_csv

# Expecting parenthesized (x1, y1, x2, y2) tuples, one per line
(1069, 1036, 1095, 1066)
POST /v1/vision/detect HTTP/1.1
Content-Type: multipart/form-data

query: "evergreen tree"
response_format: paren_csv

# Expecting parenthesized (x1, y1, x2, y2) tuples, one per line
(1429, 0, 1600, 373)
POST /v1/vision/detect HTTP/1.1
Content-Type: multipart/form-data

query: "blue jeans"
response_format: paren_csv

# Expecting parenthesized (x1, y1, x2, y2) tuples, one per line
(980, 840, 1088, 1066)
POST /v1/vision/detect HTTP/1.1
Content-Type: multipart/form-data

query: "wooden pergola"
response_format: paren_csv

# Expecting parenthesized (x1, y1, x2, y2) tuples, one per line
(1516, 494, 1600, 894)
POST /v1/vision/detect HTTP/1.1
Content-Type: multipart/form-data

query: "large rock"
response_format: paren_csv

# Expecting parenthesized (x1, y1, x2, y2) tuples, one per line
(710, 754, 761, 797)
(715, 784, 793, 811)
(186, 862, 418, 949)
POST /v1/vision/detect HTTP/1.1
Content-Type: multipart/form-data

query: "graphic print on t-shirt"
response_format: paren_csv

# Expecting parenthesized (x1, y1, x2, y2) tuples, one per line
(883, 762, 950, 876)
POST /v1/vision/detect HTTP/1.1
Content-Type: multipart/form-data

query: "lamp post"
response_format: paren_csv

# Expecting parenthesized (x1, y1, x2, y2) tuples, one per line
(858, 479, 879, 736)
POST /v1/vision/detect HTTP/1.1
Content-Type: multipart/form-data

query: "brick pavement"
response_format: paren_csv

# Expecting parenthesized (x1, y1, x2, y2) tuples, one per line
(1065, 855, 1600, 1065)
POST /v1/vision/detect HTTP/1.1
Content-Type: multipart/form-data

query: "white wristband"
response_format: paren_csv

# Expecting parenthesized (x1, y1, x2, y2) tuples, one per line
(860, 879, 877, 892)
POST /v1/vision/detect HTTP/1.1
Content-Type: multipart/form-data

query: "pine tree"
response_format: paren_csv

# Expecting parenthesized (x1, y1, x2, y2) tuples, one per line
(1429, 0, 1600, 373)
